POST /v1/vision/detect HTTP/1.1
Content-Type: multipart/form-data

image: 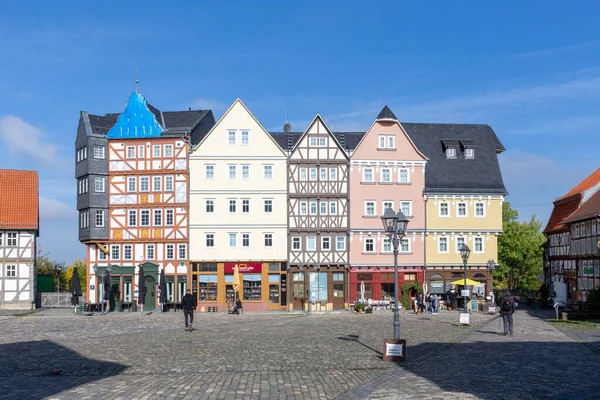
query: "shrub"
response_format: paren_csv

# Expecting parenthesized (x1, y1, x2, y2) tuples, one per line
(365, 306, 373, 314)
(354, 302, 365, 311)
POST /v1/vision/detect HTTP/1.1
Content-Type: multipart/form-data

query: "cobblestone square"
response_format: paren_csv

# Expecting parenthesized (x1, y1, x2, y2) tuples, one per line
(0, 307, 599, 399)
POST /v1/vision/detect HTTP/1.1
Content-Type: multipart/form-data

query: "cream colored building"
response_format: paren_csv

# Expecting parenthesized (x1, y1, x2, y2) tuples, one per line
(188, 99, 288, 311)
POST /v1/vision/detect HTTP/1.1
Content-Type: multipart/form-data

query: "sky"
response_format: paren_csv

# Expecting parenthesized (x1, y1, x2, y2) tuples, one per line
(0, 1, 599, 264)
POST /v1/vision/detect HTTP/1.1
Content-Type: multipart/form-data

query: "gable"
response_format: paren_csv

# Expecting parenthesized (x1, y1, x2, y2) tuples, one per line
(351, 119, 427, 161)
(192, 99, 286, 158)
(290, 115, 349, 161)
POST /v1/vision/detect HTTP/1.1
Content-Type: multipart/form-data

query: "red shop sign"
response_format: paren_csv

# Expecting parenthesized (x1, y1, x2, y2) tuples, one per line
(224, 263, 263, 273)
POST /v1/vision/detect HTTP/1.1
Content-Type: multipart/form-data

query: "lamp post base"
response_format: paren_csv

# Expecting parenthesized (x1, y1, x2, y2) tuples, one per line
(459, 312, 471, 325)
(383, 339, 406, 362)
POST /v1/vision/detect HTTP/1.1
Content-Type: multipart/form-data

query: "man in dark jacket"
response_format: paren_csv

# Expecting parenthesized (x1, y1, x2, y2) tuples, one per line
(182, 289, 197, 332)
(499, 295, 515, 336)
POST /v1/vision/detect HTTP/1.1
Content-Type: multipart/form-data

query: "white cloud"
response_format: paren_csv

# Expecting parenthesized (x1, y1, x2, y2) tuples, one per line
(510, 41, 600, 59)
(0, 115, 59, 165)
(39, 197, 77, 221)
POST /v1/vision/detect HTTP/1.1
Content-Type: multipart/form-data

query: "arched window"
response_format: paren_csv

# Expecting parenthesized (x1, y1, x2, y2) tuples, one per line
(430, 274, 444, 279)
(473, 273, 486, 278)
(451, 273, 463, 279)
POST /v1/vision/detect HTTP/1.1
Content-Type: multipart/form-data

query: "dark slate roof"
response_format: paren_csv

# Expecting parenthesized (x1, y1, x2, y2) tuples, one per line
(402, 123, 507, 194)
(376, 105, 398, 121)
(86, 103, 214, 143)
(268, 131, 366, 152)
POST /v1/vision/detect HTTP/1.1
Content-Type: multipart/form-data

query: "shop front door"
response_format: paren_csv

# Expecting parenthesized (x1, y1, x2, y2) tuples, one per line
(144, 275, 156, 310)
(332, 282, 345, 309)
(291, 272, 306, 311)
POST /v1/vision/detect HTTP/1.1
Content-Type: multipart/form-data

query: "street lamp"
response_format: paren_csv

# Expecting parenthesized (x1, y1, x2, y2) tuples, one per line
(459, 244, 471, 313)
(380, 207, 409, 340)
(487, 259, 496, 305)
(55, 263, 63, 294)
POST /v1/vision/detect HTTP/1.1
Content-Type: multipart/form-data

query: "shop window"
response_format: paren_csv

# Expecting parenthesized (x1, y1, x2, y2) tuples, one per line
(332, 272, 344, 281)
(178, 277, 187, 303)
(200, 263, 217, 272)
(268, 274, 280, 304)
(404, 273, 416, 281)
(293, 272, 304, 281)
(243, 273, 262, 301)
(381, 283, 394, 299)
(199, 275, 217, 301)
(381, 273, 394, 281)
(356, 273, 373, 281)
(333, 283, 344, 298)
(269, 263, 279, 271)
(309, 272, 328, 303)
(123, 276, 132, 302)
(166, 277, 175, 302)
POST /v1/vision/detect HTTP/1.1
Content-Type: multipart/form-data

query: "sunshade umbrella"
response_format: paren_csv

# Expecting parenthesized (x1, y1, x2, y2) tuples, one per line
(70, 266, 82, 309)
(360, 281, 365, 302)
(450, 278, 484, 286)
(103, 270, 111, 301)
(159, 268, 167, 311)
(232, 265, 241, 302)
(137, 265, 145, 309)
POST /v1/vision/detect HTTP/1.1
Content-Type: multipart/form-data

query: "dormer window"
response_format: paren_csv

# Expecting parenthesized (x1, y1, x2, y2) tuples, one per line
(446, 148, 456, 159)
(465, 148, 474, 159)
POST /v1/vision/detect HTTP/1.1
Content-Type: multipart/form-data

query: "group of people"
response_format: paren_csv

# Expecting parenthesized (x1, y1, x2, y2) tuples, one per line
(413, 292, 441, 314)
(180, 289, 243, 332)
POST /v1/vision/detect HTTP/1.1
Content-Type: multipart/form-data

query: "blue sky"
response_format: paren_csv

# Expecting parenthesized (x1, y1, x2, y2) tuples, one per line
(1, 1, 599, 264)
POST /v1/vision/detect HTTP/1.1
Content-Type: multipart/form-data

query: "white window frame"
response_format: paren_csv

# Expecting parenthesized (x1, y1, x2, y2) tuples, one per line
(320, 168, 327, 181)
(321, 236, 331, 251)
(364, 201, 376, 216)
(229, 199, 237, 213)
(128, 210, 137, 227)
(5, 265, 16, 277)
(457, 202, 468, 217)
(264, 198, 273, 213)
(388, 135, 395, 149)
(329, 168, 337, 181)
(336, 236, 346, 251)
(165, 209, 174, 226)
(465, 148, 474, 159)
(307, 236, 316, 251)
(127, 146, 135, 159)
(229, 233, 237, 248)
(165, 176, 173, 192)
(264, 233, 273, 247)
(447, 148, 456, 158)
(93, 145, 105, 159)
(400, 201, 412, 216)
(166, 244, 174, 260)
(241, 164, 250, 179)
(138, 144, 144, 158)
(320, 201, 327, 215)
(300, 168, 307, 181)
(154, 209, 162, 226)
(228, 164, 237, 179)
(400, 238, 410, 253)
(364, 238, 375, 253)
(300, 201, 308, 215)
(241, 130, 249, 145)
(228, 130, 236, 145)
(146, 244, 155, 260)
(205, 165, 215, 179)
(474, 236, 484, 253)
(382, 238, 392, 253)
(164, 144, 174, 158)
(475, 202, 485, 217)
(205, 199, 214, 213)
(6, 232, 16, 247)
(329, 201, 337, 215)
(309, 201, 318, 215)
(439, 202, 449, 217)
(205, 233, 215, 248)
(362, 167, 374, 183)
(123, 245, 132, 261)
(263, 164, 273, 179)
(398, 168, 410, 183)
(242, 233, 250, 248)
(140, 210, 150, 227)
(378, 135, 386, 149)
(111, 245, 120, 260)
(438, 237, 449, 253)
(95, 210, 104, 227)
(292, 237, 301, 251)
(309, 137, 317, 146)
(380, 167, 392, 183)
(152, 176, 161, 192)
(318, 137, 327, 147)
(95, 177, 105, 193)
(127, 176, 136, 192)
(382, 201, 394, 211)
(153, 145, 161, 158)
(241, 198, 250, 213)
(140, 176, 149, 192)
(309, 168, 317, 181)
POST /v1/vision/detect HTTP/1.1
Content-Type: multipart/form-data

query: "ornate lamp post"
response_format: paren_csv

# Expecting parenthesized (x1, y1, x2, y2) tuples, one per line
(55, 263, 63, 294)
(487, 259, 496, 305)
(459, 244, 471, 313)
(380, 207, 409, 340)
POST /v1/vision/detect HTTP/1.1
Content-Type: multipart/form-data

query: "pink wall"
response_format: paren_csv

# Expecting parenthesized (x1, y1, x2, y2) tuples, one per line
(349, 120, 426, 266)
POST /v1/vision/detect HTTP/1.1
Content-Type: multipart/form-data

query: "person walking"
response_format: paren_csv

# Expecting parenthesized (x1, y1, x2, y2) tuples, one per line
(500, 295, 515, 336)
(432, 293, 439, 314)
(182, 289, 197, 332)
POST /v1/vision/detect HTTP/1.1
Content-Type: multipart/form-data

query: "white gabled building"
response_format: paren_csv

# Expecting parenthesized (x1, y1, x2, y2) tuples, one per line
(189, 99, 288, 312)
(0, 169, 39, 310)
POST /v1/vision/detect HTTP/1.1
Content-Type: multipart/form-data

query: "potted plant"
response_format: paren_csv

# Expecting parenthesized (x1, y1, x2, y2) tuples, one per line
(365, 305, 373, 314)
(354, 302, 366, 313)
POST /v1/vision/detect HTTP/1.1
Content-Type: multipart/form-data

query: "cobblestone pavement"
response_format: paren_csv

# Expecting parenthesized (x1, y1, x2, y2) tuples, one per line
(0, 307, 598, 399)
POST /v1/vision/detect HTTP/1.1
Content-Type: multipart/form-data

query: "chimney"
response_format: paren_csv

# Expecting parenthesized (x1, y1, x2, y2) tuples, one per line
(284, 120, 293, 151)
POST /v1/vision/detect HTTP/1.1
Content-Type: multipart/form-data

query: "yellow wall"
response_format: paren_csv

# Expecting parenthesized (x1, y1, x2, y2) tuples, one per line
(426, 196, 503, 231)
(426, 234, 498, 265)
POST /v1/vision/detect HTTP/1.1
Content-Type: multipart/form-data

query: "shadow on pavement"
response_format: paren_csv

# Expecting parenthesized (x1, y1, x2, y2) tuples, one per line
(0, 340, 127, 399)
(340, 340, 600, 400)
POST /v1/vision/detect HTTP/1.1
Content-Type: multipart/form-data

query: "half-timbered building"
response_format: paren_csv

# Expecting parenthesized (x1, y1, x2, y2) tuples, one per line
(0, 169, 39, 309)
(285, 115, 350, 311)
(189, 99, 288, 312)
(76, 91, 215, 310)
(544, 168, 600, 303)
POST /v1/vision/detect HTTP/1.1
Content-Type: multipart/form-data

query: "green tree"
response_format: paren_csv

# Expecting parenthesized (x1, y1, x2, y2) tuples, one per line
(35, 247, 65, 291)
(64, 259, 87, 292)
(496, 202, 546, 291)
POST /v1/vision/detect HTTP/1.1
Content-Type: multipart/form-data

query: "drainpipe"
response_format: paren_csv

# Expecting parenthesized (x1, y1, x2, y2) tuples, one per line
(423, 194, 427, 293)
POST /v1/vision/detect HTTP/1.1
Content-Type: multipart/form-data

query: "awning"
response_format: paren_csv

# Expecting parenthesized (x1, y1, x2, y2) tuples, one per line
(450, 278, 484, 286)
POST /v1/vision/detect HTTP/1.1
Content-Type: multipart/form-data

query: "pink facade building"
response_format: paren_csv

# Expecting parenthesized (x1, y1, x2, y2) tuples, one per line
(348, 106, 427, 304)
